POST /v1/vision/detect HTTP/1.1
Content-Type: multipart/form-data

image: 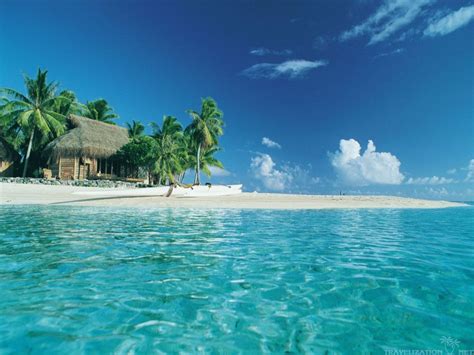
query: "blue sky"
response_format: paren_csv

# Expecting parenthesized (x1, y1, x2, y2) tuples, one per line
(1, 0, 473, 199)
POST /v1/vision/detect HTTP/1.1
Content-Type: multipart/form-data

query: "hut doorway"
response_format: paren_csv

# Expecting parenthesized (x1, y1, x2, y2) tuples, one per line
(78, 158, 92, 179)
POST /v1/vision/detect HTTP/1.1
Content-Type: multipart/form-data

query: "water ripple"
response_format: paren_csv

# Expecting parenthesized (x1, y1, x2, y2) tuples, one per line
(0, 205, 473, 353)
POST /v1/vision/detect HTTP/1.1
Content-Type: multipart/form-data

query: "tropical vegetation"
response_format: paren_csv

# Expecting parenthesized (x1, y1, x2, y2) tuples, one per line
(0, 69, 225, 185)
(185, 98, 224, 184)
(82, 99, 118, 124)
(0, 69, 69, 176)
(151, 116, 185, 185)
(126, 120, 145, 139)
(115, 135, 159, 183)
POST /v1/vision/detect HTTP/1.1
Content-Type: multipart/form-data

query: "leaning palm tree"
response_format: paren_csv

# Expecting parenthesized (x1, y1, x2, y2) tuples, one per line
(82, 99, 118, 124)
(126, 120, 145, 138)
(152, 116, 185, 184)
(0, 69, 68, 177)
(185, 97, 224, 185)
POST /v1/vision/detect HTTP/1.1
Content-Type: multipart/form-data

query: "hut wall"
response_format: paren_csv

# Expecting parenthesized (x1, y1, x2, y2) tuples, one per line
(78, 164, 85, 180)
(77, 158, 97, 180)
(52, 156, 122, 180)
(54, 157, 100, 180)
(59, 157, 77, 180)
(49, 158, 60, 178)
(90, 159, 98, 178)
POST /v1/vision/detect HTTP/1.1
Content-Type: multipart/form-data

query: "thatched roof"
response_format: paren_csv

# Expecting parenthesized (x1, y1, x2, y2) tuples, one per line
(46, 115, 129, 159)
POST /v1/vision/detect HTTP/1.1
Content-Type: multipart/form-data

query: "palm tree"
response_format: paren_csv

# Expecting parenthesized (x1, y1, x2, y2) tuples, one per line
(126, 120, 145, 138)
(0, 69, 68, 177)
(51, 90, 82, 117)
(177, 131, 192, 183)
(193, 146, 224, 178)
(185, 97, 224, 185)
(152, 116, 185, 185)
(82, 99, 118, 124)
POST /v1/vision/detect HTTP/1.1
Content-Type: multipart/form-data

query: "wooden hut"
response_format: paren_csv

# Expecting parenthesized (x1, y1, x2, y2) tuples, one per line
(0, 140, 18, 177)
(45, 115, 129, 180)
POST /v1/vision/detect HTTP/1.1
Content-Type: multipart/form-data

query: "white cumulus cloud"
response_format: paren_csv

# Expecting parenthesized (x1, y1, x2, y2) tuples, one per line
(250, 153, 319, 192)
(424, 5, 474, 37)
(330, 139, 404, 185)
(262, 137, 281, 149)
(340, 0, 434, 45)
(251, 154, 291, 191)
(406, 176, 456, 185)
(241, 59, 328, 79)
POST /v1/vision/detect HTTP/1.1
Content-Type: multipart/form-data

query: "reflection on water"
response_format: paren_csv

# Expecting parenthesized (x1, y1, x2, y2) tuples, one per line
(0, 205, 473, 353)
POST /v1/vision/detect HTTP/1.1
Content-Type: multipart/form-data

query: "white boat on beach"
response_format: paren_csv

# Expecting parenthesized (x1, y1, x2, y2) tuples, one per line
(72, 184, 243, 197)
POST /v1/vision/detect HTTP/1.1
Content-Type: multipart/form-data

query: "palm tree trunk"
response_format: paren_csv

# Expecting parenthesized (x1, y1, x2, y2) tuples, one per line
(195, 144, 201, 185)
(165, 184, 174, 197)
(22, 128, 35, 178)
(180, 171, 186, 183)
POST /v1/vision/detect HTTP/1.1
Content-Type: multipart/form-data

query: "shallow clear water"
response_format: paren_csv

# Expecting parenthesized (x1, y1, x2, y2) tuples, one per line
(0, 205, 473, 353)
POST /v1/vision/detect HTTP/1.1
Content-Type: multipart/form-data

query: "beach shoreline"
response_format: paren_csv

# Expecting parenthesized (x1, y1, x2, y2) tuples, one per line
(0, 183, 467, 210)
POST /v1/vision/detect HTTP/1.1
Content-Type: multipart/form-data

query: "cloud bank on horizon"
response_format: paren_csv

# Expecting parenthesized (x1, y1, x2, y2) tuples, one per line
(328, 139, 473, 189)
(250, 137, 472, 192)
(406, 176, 456, 185)
(465, 159, 474, 182)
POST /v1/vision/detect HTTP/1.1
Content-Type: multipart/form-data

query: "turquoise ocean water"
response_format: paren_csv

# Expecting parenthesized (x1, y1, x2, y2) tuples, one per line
(0, 205, 473, 353)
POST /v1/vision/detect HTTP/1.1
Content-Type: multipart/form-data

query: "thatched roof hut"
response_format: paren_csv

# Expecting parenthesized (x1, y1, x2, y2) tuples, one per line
(46, 115, 129, 159)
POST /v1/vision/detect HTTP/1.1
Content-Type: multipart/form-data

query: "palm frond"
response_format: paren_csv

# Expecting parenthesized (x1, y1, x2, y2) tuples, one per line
(0, 88, 33, 105)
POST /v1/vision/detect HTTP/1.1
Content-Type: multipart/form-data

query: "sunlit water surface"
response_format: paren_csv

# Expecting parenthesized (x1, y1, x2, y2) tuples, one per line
(0, 205, 473, 353)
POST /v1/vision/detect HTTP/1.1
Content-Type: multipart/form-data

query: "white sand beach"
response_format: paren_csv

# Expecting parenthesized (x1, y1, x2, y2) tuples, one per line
(0, 183, 467, 209)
